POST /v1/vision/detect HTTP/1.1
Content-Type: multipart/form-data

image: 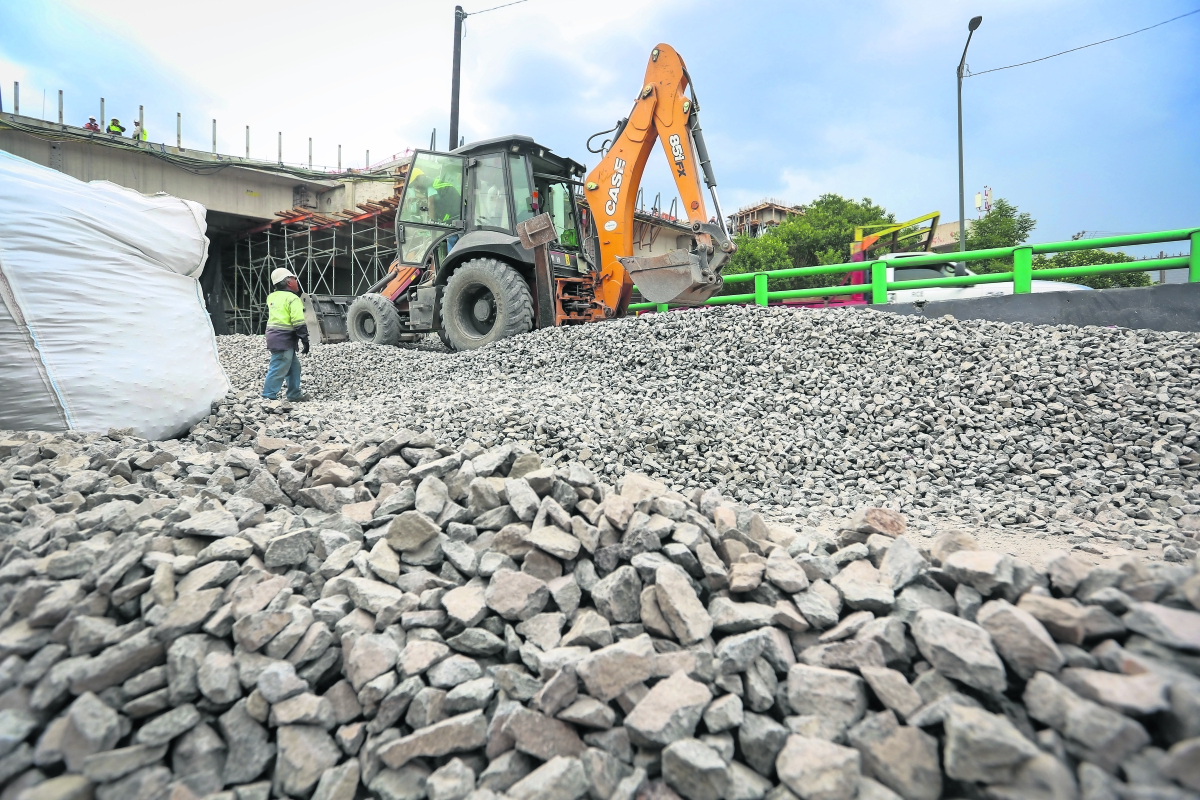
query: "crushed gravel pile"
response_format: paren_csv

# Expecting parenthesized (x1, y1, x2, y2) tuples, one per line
(0, 418, 1199, 800)
(216, 305, 1200, 552)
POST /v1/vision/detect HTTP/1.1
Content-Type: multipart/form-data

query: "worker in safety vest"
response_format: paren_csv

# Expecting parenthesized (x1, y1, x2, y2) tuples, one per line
(107, 119, 126, 135)
(430, 167, 462, 224)
(83, 117, 100, 132)
(131, 121, 147, 141)
(262, 268, 311, 402)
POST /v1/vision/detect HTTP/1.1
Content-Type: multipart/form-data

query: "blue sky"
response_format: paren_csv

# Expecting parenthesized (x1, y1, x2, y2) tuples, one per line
(2, 0, 1197, 248)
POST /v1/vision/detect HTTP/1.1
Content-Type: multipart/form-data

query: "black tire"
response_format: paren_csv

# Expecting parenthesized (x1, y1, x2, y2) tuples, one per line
(442, 258, 533, 351)
(437, 326, 453, 350)
(346, 293, 401, 345)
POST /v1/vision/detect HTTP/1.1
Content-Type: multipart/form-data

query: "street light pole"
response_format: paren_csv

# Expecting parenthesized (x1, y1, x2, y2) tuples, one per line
(957, 15, 983, 260)
(448, 5, 465, 151)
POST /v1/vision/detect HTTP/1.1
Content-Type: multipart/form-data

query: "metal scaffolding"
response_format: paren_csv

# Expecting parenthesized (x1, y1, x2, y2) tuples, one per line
(221, 201, 400, 334)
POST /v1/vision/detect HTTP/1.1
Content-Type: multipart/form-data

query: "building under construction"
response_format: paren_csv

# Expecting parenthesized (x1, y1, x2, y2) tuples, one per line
(729, 198, 804, 236)
(220, 182, 407, 335)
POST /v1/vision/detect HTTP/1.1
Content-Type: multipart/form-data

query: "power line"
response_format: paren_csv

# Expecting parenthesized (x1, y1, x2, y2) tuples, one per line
(966, 7, 1200, 77)
(468, 0, 528, 16)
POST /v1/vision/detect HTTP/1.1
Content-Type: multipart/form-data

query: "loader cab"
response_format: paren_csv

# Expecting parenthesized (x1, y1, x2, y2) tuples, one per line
(394, 136, 588, 276)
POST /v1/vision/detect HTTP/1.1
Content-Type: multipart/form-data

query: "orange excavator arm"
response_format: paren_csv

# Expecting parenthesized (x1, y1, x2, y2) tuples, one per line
(582, 44, 736, 314)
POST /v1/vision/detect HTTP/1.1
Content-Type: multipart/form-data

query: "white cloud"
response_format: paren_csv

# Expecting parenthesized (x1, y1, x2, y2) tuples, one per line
(57, 0, 691, 167)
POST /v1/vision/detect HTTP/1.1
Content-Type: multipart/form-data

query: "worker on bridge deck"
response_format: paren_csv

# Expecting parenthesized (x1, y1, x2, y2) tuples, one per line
(262, 268, 311, 402)
(83, 117, 100, 132)
(131, 120, 147, 141)
(107, 119, 125, 135)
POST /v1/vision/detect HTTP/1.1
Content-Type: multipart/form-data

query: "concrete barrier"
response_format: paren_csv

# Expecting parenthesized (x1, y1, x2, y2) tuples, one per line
(872, 282, 1200, 332)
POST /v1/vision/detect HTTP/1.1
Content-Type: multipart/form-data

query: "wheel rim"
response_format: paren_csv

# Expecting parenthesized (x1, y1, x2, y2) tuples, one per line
(354, 312, 377, 339)
(458, 283, 497, 337)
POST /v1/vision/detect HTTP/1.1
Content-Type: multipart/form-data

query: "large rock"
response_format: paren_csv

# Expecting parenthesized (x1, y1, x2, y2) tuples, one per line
(312, 760, 360, 800)
(1023, 672, 1149, 772)
(787, 665, 868, 730)
(378, 710, 488, 769)
(59, 692, 120, 772)
(1059, 667, 1170, 716)
(219, 701, 275, 785)
(175, 509, 238, 538)
(71, 630, 164, 694)
(879, 536, 928, 591)
(154, 588, 224, 640)
(911, 609, 1006, 694)
(776, 735, 862, 800)
(655, 565, 713, 645)
(738, 711, 788, 778)
(386, 511, 442, 552)
(442, 581, 488, 628)
(527, 527, 581, 561)
(859, 667, 922, 722)
(846, 711, 941, 800)
(506, 755, 589, 800)
(844, 508, 906, 538)
(942, 550, 1013, 595)
(1016, 594, 1119, 646)
(347, 634, 401, 691)
(500, 706, 585, 761)
(662, 738, 730, 800)
(1162, 737, 1200, 792)
(1123, 602, 1200, 651)
(273, 725, 341, 797)
(976, 599, 1064, 680)
(80, 743, 168, 783)
(134, 704, 201, 746)
(592, 566, 642, 624)
(485, 570, 549, 621)
(942, 705, 1039, 784)
(571, 633, 651, 699)
(624, 670, 712, 748)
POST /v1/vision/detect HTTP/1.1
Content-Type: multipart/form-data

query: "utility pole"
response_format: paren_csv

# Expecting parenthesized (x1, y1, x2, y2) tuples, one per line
(957, 16, 982, 262)
(449, 5, 465, 150)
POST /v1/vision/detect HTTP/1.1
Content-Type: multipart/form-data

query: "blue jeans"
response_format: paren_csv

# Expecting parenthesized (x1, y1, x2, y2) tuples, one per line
(263, 348, 302, 399)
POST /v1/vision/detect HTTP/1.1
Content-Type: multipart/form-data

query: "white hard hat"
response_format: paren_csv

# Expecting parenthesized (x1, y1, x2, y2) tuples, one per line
(271, 268, 296, 285)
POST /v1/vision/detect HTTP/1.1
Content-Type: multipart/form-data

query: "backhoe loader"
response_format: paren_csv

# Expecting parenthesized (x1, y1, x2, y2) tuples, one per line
(341, 43, 735, 351)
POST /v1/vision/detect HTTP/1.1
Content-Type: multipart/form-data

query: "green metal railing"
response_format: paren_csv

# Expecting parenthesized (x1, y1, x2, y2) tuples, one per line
(629, 227, 1200, 312)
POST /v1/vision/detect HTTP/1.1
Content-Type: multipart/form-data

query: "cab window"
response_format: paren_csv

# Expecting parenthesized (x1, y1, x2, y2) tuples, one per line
(471, 154, 512, 231)
(546, 183, 579, 248)
(510, 154, 536, 225)
(400, 153, 464, 227)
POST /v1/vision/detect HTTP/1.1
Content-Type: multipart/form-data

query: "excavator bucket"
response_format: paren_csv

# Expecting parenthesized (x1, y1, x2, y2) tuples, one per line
(619, 249, 724, 306)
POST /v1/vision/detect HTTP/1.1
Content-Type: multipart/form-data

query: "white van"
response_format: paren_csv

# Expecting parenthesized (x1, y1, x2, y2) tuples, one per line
(880, 252, 1090, 304)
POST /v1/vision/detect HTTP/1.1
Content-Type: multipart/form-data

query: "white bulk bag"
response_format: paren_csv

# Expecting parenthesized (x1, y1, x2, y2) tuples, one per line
(0, 150, 230, 439)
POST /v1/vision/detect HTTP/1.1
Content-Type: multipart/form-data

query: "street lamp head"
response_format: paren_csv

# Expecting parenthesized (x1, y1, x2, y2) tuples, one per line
(968, 16, 983, 31)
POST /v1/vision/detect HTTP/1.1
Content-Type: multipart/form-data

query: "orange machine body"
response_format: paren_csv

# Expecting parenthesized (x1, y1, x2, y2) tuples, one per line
(582, 44, 713, 316)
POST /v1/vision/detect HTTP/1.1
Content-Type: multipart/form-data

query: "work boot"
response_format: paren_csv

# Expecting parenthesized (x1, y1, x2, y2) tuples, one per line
(287, 393, 311, 403)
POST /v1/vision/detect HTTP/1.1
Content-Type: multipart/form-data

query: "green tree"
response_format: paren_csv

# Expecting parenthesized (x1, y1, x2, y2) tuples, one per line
(1033, 248, 1151, 289)
(722, 194, 895, 292)
(962, 198, 1036, 273)
(721, 231, 791, 276)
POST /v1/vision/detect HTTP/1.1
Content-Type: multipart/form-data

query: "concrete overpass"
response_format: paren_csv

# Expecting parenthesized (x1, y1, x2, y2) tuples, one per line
(0, 111, 407, 333)
(0, 112, 400, 235)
